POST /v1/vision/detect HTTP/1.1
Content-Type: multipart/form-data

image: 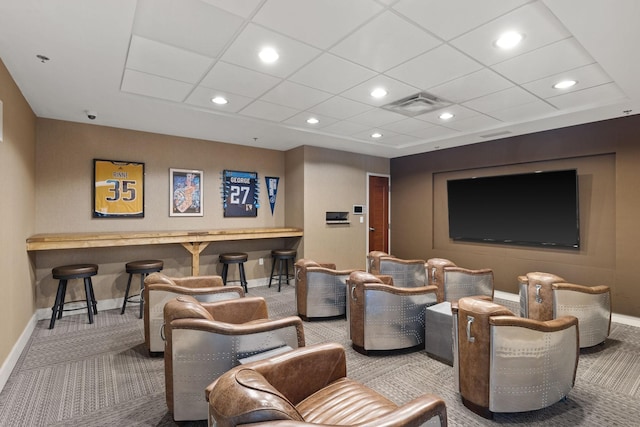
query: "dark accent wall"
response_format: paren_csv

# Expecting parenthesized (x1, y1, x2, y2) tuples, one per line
(391, 115, 640, 316)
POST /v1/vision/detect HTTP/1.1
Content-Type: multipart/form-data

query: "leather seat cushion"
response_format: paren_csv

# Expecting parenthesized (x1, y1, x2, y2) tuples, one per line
(297, 378, 398, 424)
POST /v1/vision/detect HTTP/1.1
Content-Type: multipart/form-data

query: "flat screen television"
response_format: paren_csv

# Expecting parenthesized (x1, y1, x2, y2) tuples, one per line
(447, 169, 580, 248)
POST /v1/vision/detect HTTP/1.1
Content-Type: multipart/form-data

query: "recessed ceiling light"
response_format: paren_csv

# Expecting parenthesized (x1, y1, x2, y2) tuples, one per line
(371, 132, 383, 139)
(495, 31, 523, 49)
(553, 80, 577, 89)
(211, 96, 228, 105)
(259, 47, 279, 63)
(370, 88, 387, 98)
(306, 117, 319, 124)
(439, 112, 454, 120)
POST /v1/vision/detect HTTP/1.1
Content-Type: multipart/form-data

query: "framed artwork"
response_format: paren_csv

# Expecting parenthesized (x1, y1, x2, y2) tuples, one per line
(170, 168, 203, 216)
(93, 159, 144, 218)
(222, 170, 259, 217)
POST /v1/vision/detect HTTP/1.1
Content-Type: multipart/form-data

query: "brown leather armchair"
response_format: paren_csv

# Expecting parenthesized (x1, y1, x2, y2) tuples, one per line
(519, 271, 611, 347)
(206, 342, 448, 427)
(452, 297, 579, 419)
(426, 258, 457, 302)
(440, 266, 494, 303)
(143, 272, 244, 355)
(294, 259, 359, 320)
(348, 271, 437, 354)
(366, 251, 428, 287)
(163, 295, 305, 421)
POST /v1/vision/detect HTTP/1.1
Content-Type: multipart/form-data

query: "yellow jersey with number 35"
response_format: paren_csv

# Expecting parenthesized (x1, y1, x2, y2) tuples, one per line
(94, 160, 144, 217)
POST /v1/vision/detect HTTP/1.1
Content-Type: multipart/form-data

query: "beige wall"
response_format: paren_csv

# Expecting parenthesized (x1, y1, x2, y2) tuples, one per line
(391, 115, 640, 317)
(290, 145, 389, 270)
(33, 119, 289, 309)
(0, 60, 37, 368)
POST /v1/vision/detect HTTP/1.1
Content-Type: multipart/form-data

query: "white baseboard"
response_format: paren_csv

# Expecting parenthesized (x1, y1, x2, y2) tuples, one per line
(0, 314, 36, 394)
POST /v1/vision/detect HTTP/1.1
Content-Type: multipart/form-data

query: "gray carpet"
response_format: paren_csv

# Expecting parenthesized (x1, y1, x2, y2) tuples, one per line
(1, 284, 639, 426)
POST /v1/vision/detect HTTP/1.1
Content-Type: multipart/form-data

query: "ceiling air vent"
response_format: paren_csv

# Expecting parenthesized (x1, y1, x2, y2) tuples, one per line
(382, 92, 452, 117)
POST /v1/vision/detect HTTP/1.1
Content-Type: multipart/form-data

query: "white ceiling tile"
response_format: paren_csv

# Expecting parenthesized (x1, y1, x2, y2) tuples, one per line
(288, 54, 377, 94)
(321, 120, 370, 136)
(492, 38, 595, 84)
(121, 69, 193, 102)
(252, 0, 383, 49)
(126, 35, 213, 84)
(489, 99, 557, 122)
(221, 23, 321, 78)
(450, 2, 572, 66)
(375, 133, 421, 147)
(522, 63, 613, 99)
(200, 62, 281, 98)
(351, 128, 401, 142)
(380, 118, 434, 134)
(463, 86, 540, 113)
(308, 96, 373, 120)
(393, 0, 529, 41)
(282, 112, 338, 129)
(199, 0, 262, 18)
(340, 75, 421, 106)
(238, 100, 299, 122)
(385, 44, 483, 89)
(428, 68, 514, 103)
(349, 108, 407, 127)
(133, 0, 243, 57)
(547, 83, 626, 110)
(184, 86, 254, 113)
(403, 124, 460, 140)
(415, 104, 480, 124)
(330, 11, 440, 72)
(260, 81, 332, 110)
(442, 114, 503, 132)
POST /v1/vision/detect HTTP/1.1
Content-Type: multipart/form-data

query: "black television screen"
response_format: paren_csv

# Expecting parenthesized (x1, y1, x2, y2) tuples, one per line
(447, 170, 579, 248)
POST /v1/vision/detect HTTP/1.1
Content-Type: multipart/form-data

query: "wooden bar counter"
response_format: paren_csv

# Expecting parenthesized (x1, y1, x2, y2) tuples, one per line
(27, 227, 303, 275)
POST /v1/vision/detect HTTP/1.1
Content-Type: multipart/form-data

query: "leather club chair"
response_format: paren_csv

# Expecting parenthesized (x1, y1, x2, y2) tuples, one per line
(519, 271, 611, 348)
(206, 342, 448, 427)
(347, 271, 437, 354)
(366, 251, 428, 287)
(143, 272, 244, 355)
(452, 297, 579, 419)
(294, 259, 359, 320)
(440, 266, 494, 303)
(426, 258, 457, 302)
(163, 295, 305, 421)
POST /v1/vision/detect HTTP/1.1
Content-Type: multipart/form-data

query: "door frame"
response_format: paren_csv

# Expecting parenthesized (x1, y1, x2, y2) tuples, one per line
(366, 172, 391, 259)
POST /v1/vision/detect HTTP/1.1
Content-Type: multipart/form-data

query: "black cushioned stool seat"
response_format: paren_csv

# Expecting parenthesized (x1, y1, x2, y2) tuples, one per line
(121, 259, 164, 319)
(269, 249, 296, 292)
(219, 253, 248, 293)
(49, 264, 99, 329)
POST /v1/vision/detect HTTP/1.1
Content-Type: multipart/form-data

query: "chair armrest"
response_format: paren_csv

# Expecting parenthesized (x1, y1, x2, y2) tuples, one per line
(490, 315, 578, 332)
(148, 282, 243, 297)
(364, 283, 438, 296)
(205, 297, 268, 323)
(553, 282, 610, 294)
(238, 394, 448, 427)
(317, 262, 337, 269)
(170, 316, 305, 339)
(171, 275, 224, 288)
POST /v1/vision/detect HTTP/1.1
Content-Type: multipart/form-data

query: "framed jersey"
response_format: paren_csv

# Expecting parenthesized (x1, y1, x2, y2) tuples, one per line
(93, 159, 144, 218)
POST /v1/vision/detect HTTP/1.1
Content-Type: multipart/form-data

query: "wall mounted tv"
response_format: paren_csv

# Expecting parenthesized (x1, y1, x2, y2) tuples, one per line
(447, 169, 580, 248)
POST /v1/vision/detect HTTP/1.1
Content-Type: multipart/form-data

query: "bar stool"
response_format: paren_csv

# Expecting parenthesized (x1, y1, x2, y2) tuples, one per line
(268, 249, 296, 292)
(121, 259, 164, 319)
(49, 264, 99, 329)
(219, 253, 248, 293)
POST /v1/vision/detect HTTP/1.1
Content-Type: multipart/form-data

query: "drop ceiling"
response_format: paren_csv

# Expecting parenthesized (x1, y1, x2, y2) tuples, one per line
(0, 0, 638, 158)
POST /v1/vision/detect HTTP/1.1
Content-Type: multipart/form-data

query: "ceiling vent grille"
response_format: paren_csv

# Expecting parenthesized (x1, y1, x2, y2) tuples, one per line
(382, 92, 452, 117)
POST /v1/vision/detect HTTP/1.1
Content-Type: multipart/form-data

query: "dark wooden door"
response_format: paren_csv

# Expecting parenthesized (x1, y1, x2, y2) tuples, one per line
(369, 175, 389, 253)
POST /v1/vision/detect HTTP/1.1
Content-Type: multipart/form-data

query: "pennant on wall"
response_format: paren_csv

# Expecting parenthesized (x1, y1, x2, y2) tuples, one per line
(266, 176, 279, 215)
